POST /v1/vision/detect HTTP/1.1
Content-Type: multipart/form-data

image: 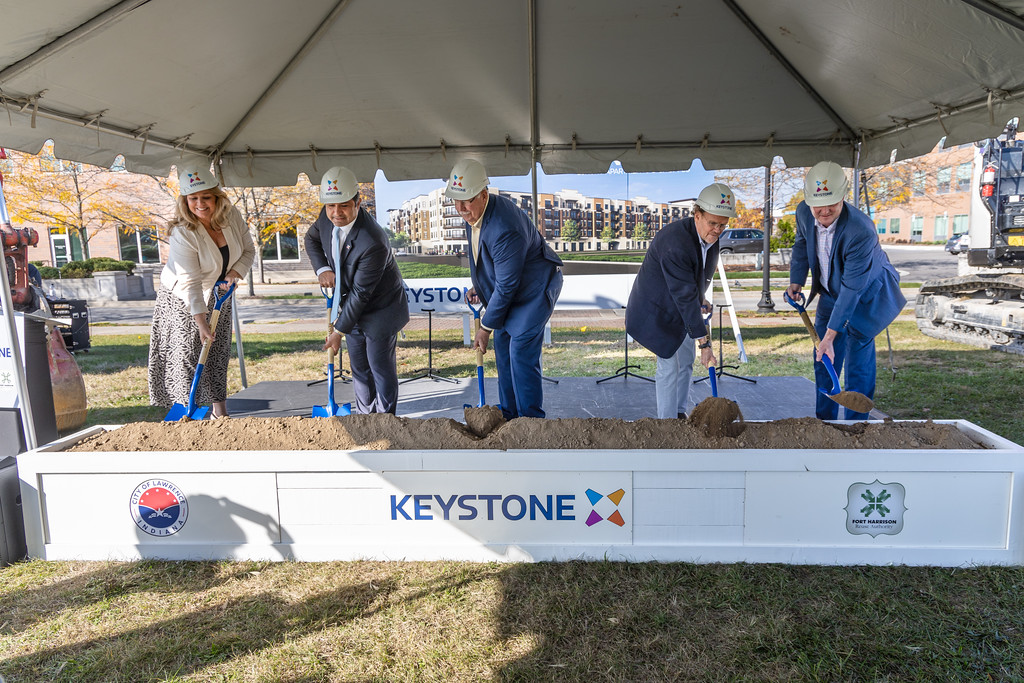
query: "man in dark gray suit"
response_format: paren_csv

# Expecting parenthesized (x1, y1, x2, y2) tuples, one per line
(304, 166, 409, 414)
(625, 183, 736, 419)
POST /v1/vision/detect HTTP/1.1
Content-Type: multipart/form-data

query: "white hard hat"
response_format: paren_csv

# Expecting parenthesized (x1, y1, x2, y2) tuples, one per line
(803, 161, 849, 207)
(178, 165, 219, 195)
(319, 166, 359, 204)
(694, 182, 737, 218)
(444, 159, 489, 200)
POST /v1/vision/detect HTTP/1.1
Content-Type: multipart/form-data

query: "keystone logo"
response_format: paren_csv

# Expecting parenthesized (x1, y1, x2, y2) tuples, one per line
(585, 487, 626, 527)
(186, 172, 203, 186)
(326, 179, 339, 192)
(815, 180, 830, 194)
(718, 193, 732, 207)
(452, 174, 464, 188)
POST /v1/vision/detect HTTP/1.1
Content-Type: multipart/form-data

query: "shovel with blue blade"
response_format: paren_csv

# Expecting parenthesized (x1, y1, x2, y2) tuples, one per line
(784, 292, 874, 415)
(165, 281, 236, 421)
(313, 286, 352, 418)
(464, 301, 487, 409)
(703, 310, 718, 397)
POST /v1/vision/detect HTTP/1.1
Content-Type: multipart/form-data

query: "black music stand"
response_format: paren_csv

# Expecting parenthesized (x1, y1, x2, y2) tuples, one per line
(307, 335, 352, 387)
(401, 308, 458, 384)
(597, 308, 653, 383)
(693, 304, 756, 385)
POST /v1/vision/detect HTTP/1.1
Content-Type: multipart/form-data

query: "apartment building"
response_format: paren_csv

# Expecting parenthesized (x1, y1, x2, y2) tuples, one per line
(388, 186, 694, 254)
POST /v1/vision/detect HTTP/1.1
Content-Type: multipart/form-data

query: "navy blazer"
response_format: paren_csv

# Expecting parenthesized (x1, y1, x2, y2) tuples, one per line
(625, 218, 718, 359)
(790, 201, 905, 338)
(304, 206, 409, 337)
(466, 194, 563, 335)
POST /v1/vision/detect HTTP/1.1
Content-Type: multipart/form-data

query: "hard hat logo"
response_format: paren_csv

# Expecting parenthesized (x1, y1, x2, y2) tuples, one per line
(719, 193, 733, 208)
(804, 161, 848, 207)
(326, 180, 339, 192)
(445, 160, 488, 199)
(187, 172, 203, 186)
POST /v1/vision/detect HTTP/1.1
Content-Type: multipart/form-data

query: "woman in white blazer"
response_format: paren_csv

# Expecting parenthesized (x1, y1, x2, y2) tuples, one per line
(148, 165, 254, 418)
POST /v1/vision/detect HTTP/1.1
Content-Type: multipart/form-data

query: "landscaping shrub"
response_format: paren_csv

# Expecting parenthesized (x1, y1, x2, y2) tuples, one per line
(58, 257, 136, 279)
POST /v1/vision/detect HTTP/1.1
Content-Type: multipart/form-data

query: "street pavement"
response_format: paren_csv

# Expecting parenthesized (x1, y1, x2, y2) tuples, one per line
(84, 244, 947, 334)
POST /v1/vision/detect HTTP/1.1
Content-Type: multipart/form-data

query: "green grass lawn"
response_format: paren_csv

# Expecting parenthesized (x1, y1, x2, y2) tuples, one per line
(4, 322, 1023, 681)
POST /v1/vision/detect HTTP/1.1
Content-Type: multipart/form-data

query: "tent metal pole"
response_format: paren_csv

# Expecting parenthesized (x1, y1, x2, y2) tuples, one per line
(0, 184, 38, 451)
(528, 0, 540, 230)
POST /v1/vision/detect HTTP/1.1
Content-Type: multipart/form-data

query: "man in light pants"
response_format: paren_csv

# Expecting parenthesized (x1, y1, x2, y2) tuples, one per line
(625, 183, 736, 418)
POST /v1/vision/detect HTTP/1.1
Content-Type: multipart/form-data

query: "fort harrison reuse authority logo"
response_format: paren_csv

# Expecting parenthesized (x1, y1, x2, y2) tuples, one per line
(845, 480, 907, 537)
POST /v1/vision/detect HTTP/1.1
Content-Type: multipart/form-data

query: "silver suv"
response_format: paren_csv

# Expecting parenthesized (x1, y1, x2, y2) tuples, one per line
(718, 229, 765, 254)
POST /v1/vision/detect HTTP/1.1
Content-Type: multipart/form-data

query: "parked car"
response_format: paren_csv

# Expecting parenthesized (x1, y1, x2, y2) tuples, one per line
(945, 233, 970, 254)
(718, 228, 765, 254)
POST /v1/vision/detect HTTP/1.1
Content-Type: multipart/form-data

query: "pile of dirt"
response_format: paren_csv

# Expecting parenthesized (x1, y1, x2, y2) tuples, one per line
(69, 398, 983, 452)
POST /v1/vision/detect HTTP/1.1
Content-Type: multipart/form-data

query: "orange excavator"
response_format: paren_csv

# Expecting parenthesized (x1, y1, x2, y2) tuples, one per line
(1, 147, 87, 433)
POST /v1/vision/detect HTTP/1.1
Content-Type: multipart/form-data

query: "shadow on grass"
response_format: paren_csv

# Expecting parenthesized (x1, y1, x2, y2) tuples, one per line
(493, 562, 1024, 681)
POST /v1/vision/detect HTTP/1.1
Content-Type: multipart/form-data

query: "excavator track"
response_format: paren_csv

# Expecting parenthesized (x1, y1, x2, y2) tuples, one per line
(915, 274, 1024, 354)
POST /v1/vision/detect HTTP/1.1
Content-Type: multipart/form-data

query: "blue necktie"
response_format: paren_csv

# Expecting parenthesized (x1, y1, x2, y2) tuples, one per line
(330, 225, 343, 323)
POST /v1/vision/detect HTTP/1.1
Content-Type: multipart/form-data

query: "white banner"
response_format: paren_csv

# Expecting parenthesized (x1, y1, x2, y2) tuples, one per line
(403, 273, 637, 314)
(0, 312, 26, 409)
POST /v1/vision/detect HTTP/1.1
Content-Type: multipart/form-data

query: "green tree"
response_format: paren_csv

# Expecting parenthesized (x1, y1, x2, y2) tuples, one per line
(601, 225, 616, 243)
(771, 217, 796, 251)
(633, 222, 650, 241)
(560, 218, 581, 243)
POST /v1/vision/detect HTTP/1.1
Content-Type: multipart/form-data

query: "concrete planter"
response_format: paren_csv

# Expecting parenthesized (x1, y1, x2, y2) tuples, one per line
(16, 420, 1024, 566)
(43, 267, 157, 301)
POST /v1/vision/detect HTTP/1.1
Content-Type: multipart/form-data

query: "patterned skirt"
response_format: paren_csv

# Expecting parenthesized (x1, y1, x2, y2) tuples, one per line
(148, 286, 234, 408)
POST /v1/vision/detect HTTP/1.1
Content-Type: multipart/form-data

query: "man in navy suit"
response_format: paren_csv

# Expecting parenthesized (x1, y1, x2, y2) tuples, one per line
(626, 183, 736, 419)
(445, 159, 563, 420)
(304, 166, 409, 414)
(787, 161, 906, 420)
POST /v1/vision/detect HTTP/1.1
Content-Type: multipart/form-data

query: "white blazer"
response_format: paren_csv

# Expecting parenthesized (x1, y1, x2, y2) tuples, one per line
(160, 205, 255, 315)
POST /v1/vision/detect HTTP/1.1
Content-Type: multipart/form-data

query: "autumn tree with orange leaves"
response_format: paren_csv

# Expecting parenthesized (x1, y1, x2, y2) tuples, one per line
(2, 142, 174, 260)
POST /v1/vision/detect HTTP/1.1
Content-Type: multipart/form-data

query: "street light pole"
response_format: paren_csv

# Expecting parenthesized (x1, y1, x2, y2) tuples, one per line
(757, 164, 776, 311)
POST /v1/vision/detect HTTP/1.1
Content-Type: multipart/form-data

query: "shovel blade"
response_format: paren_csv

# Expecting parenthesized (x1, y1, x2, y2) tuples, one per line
(821, 389, 874, 415)
(313, 402, 351, 417)
(164, 403, 209, 421)
(163, 403, 188, 422)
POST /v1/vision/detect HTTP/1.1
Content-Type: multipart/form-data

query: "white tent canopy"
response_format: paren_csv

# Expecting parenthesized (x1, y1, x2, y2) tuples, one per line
(1, 0, 1023, 186)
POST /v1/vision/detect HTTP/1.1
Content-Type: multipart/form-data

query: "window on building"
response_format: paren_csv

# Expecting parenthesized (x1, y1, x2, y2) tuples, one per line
(49, 226, 85, 264)
(889, 217, 900, 234)
(911, 216, 923, 239)
(260, 225, 299, 261)
(912, 170, 926, 196)
(118, 225, 161, 263)
(933, 215, 949, 241)
(936, 167, 952, 194)
(876, 218, 887, 234)
(956, 162, 972, 192)
(952, 214, 969, 235)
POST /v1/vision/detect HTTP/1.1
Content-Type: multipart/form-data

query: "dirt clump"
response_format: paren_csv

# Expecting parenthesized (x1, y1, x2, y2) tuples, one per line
(463, 405, 506, 438)
(689, 397, 746, 438)
(68, 412, 985, 453)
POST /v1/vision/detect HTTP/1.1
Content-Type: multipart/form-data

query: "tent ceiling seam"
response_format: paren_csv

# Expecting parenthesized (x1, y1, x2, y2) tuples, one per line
(0, 0, 153, 85)
(722, 0, 857, 141)
(956, 0, 1024, 33)
(212, 0, 354, 160)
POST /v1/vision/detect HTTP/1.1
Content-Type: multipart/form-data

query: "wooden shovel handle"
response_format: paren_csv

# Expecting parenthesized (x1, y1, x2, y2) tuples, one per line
(798, 310, 821, 348)
(474, 317, 484, 365)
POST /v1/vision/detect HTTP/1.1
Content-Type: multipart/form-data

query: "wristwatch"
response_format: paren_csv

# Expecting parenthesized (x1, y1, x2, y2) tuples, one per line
(698, 338, 712, 349)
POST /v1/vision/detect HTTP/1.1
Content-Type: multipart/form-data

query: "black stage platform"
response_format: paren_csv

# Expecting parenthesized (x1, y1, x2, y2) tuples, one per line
(227, 375, 887, 421)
